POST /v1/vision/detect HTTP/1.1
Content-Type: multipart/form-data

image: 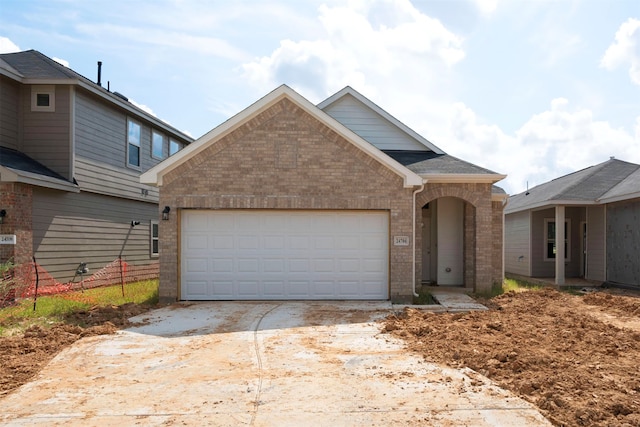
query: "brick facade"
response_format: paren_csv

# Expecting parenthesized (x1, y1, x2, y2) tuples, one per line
(156, 97, 504, 302)
(158, 98, 415, 303)
(0, 183, 33, 266)
(415, 183, 502, 294)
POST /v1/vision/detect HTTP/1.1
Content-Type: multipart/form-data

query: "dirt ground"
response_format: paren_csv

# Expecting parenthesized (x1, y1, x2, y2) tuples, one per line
(1, 289, 639, 427)
(0, 302, 152, 397)
(385, 288, 640, 427)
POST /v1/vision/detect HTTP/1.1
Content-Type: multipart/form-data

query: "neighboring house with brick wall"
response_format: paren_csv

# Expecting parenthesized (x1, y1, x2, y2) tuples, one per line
(142, 85, 507, 303)
(505, 158, 640, 290)
(0, 50, 193, 284)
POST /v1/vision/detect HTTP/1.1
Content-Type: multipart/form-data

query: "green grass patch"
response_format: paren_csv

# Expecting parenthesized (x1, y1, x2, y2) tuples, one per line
(413, 289, 437, 305)
(0, 279, 158, 336)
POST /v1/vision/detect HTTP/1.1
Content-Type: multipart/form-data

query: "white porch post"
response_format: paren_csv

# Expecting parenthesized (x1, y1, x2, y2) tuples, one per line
(555, 205, 565, 286)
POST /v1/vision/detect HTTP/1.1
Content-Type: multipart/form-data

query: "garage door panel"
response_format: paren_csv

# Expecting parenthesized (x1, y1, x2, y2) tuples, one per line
(212, 259, 233, 273)
(264, 235, 285, 249)
(211, 281, 233, 298)
(181, 210, 388, 300)
(185, 234, 208, 250)
(185, 258, 208, 273)
(237, 281, 259, 296)
(313, 281, 335, 296)
(289, 280, 310, 297)
(264, 281, 285, 296)
(213, 235, 234, 249)
(289, 259, 309, 272)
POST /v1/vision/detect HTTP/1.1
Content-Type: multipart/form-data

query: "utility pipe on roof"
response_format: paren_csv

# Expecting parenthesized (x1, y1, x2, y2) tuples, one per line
(412, 182, 425, 298)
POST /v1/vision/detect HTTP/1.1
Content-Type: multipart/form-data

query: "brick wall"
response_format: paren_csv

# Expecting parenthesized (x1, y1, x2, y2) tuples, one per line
(158, 98, 415, 302)
(0, 182, 33, 266)
(492, 200, 506, 287)
(415, 183, 497, 294)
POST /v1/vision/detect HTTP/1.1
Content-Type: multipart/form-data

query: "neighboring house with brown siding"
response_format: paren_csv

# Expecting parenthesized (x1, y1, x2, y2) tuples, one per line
(0, 50, 193, 283)
(142, 85, 507, 303)
(504, 158, 640, 289)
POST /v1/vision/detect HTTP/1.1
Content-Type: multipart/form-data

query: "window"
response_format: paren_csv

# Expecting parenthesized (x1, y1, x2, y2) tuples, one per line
(127, 119, 141, 168)
(544, 219, 570, 261)
(150, 222, 159, 257)
(31, 85, 55, 112)
(152, 131, 164, 159)
(169, 139, 183, 156)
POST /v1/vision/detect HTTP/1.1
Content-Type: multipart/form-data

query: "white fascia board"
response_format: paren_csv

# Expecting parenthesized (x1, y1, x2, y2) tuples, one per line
(318, 86, 445, 155)
(597, 192, 640, 204)
(505, 199, 599, 214)
(0, 166, 79, 193)
(142, 85, 423, 188)
(0, 62, 24, 80)
(420, 173, 507, 184)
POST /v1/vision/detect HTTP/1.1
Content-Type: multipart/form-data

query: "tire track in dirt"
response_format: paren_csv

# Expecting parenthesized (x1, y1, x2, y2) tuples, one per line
(250, 303, 282, 426)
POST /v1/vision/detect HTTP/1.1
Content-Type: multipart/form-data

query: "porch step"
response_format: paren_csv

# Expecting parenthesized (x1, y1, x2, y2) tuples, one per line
(429, 290, 488, 312)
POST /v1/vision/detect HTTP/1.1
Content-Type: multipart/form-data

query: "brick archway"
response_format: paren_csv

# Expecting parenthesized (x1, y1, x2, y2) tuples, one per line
(415, 183, 494, 293)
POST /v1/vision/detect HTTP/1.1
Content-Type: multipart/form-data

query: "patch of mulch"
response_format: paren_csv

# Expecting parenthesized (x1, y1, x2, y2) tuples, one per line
(0, 303, 154, 396)
(384, 288, 640, 427)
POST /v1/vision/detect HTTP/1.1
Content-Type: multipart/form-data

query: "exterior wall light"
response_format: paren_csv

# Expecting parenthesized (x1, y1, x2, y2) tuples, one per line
(162, 206, 171, 221)
(0, 209, 6, 224)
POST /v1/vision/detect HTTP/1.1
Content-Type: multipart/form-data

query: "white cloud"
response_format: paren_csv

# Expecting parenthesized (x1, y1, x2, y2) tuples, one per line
(242, 0, 464, 103)
(0, 36, 20, 53)
(600, 18, 640, 85)
(129, 99, 156, 117)
(448, 99, 640, 194)
(74, 23, 249, 61)
(472, 0, 499, 16)
(53, 57, 69, 67)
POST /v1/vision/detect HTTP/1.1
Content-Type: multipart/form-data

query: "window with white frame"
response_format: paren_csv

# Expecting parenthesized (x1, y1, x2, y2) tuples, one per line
(544, 219, 570, 261)
(150, 221, 159, 257)
(31, 85, 55, 112)
(169, 139, 183, 156)
(152, 131, 164, 159)
(127, 119, 141, 168)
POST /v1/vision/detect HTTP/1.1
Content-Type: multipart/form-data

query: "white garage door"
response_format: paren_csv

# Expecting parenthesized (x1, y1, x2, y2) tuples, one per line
(181, 210, 389, 300)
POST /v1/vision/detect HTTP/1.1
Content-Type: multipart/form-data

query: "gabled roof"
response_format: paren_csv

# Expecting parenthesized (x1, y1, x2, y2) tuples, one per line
(0, 147, 78, 192)
(599, 167, 640, 203)
(318, 86, 445, 154)
(0, 50, 193, 142)
(0, 50, 78, 80)
(506, 158, 640, 213)
(383, 150, 505, 183)
(141, 85, 423, 188)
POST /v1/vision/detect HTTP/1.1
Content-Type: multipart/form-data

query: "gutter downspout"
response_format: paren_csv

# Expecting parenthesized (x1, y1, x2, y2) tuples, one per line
(412, 182, 426, 297)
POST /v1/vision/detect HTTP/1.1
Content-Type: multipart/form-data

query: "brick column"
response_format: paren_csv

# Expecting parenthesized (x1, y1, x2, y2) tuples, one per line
(0, 183, 33, 267)
(474, 199, 493, 293)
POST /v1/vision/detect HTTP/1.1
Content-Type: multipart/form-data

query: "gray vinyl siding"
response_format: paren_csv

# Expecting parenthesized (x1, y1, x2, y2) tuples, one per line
(606, 199, 640, 288)
(0, 76, 19, 150)
(21, 85, 71, 179)
(586, 205, 606, 282)
(531, 207, 583, 278)
(32, 188, 159, 283)
(322, 94, 428, 151)
(74, 90, 166, 201)
(75, 156, 159, 201)
(531, 208, 553, 277)
(504, 211, 531, 276)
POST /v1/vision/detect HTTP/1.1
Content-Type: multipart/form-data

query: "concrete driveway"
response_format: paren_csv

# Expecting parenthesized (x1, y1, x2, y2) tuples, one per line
(0, 302, 551, 426)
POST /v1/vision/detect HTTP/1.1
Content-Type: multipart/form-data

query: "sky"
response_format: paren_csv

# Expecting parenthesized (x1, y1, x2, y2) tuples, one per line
(1, 0, 639, 194)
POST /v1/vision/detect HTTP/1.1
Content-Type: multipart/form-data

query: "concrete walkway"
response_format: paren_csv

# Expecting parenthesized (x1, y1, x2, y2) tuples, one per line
(0, 302, 549, 426)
